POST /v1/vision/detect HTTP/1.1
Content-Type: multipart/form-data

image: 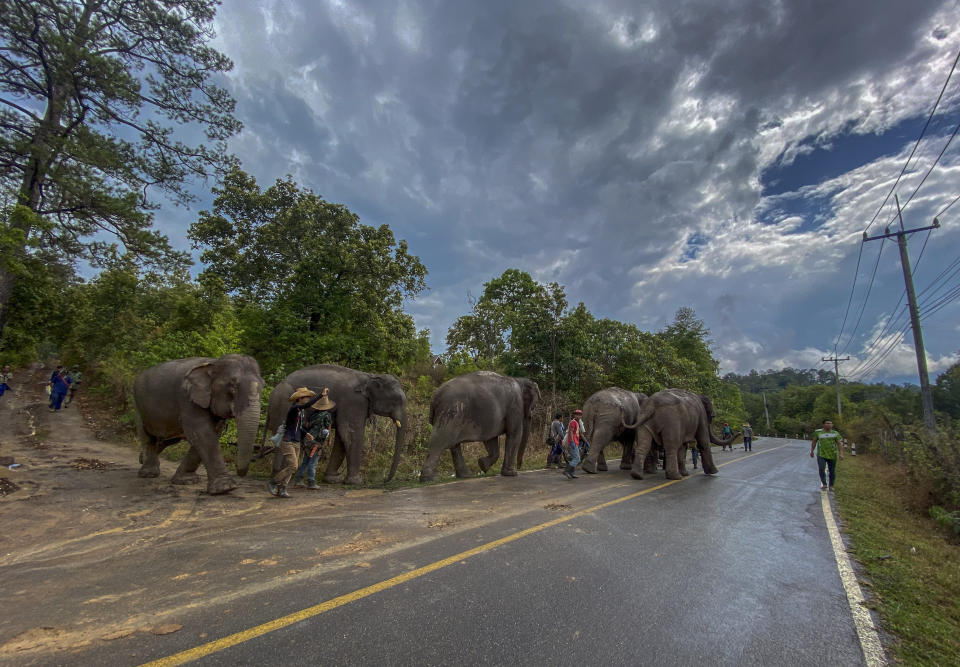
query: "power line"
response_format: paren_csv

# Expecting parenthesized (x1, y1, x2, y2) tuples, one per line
(864, 47, 960, 234)
(838, 238, 885, 355)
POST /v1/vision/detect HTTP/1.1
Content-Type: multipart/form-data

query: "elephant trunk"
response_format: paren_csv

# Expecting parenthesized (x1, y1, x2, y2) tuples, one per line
(385, 407, 406, 483)
(235, 389, 261, 477)
(710, 430, 736, 448)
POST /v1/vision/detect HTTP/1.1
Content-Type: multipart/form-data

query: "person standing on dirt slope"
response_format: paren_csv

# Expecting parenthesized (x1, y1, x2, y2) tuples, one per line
(293, 388, 335, 490)
(0, 364, 12, 397)
(270, 387, 316, 498)
(48, 366, 71, 412)
(64, 366, 82, 407)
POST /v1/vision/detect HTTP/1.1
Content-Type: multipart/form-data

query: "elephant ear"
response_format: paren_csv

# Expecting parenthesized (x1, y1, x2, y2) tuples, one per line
(699, 394, 716, 421)
(184, 363, 214, 409)
(519, 379, 539, 416)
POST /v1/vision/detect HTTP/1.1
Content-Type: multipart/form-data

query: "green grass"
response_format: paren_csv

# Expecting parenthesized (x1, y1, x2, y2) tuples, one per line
(834, 454, 960, 666)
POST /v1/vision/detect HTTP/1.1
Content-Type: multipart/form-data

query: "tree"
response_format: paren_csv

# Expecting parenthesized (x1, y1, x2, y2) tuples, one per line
(0, 0, 240, 335)
(658, 307, 719, 394)
(189, 167, 429, 375)
(934, 361, 960, 420)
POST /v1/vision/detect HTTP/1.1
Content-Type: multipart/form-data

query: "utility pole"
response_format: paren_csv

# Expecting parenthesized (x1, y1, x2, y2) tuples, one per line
(762, 392, 771, 430)
(821, 354, 849, 416)
(863, 196, 938, 434)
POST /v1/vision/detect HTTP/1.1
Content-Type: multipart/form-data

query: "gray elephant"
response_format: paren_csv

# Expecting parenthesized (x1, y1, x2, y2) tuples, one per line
(263, 364, 406, 486)
(134, 354, 264, 495)
(580, 387, 649, 474)
(621, 389, 733, 480)
(415, 371, 540, 483)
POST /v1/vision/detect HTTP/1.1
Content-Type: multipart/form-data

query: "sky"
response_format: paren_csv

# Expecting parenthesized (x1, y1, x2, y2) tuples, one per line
(158, 0, 960, 385)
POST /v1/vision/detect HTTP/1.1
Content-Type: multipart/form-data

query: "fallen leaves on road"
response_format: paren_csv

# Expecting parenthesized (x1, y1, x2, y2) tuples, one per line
(71, 457, 113, 470)
(0, 478, 20, 496)
(144, 624, 182, 636)
(544, 503, 572, 511)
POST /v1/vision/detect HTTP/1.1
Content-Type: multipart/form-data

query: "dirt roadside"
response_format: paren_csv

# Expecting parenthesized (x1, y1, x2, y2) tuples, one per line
(0, 364, 609, 662)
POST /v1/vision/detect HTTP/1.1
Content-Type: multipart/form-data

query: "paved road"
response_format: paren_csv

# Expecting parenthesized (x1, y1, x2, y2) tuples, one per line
(29, 438, 874, 667)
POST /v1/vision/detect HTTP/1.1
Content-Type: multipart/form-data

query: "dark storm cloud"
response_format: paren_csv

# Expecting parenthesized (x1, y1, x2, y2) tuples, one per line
(208, 0, 960, 377)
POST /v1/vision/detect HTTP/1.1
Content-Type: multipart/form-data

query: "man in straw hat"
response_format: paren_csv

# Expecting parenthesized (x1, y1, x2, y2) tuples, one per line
(292, 388, 335, 489)
(269, 386, 316, 497)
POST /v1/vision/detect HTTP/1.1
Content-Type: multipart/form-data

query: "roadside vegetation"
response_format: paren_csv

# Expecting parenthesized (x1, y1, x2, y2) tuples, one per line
(834, 453, 960, 666)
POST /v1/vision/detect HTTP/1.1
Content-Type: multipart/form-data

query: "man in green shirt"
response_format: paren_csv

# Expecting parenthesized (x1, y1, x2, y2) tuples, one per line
(810, 419, 843, 491)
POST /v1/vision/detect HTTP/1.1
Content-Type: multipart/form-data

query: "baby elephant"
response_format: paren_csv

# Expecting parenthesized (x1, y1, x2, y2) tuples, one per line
(417, 371, 540, 482)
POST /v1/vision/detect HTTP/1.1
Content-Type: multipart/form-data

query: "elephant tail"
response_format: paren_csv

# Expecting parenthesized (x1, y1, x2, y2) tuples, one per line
(620, 399, 655, 430)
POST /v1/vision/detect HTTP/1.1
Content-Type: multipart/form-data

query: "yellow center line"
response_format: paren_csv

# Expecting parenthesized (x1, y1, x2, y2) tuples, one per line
(142, 442, 793, 667)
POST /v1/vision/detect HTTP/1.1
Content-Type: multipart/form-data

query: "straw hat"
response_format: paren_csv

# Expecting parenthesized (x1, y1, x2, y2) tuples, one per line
(311, 387, 335, 411)
(289, 386, 316, 402)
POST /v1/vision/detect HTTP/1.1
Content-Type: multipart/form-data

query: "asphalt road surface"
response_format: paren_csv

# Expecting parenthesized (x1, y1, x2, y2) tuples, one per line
(6, 438, 879, 666)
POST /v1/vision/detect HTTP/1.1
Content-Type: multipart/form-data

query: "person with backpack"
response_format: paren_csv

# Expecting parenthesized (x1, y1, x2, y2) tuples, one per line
(293, 388, 335, 489)
(563, 409, 583, 480)
(721, 422, 733, 451)
(547, 413, 565, 469)
(48, 366, 71, 412)
(742, 423, 754, 452)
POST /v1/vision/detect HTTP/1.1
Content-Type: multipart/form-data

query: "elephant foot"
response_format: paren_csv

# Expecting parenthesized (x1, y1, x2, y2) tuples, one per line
(618, 462, 631, 470)
(644, 465, 657, 475)
(704, 465, 719, 475)
(171, 472, 202, 485)
(597, 463, 609, 471)
(324, 474, 342, 485)
(454, 468, 472, 479)
(344, 475, 363, 486)
(665, 470, 683, 481)
(580, 460, 598, 474)
(419, 470, 435, 483)
(680, 469, 691, 477)
(206, 476, 238, 495)
(138, 465, 160, 478)
(630, 470, 645, 480)
(477, 457, 498, 473)
(500, 467, 517, 477)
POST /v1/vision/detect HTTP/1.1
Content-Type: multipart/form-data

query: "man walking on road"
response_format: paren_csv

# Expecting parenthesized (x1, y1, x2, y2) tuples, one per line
(810, 419, 843, 491)
(742, 423, 753, 451)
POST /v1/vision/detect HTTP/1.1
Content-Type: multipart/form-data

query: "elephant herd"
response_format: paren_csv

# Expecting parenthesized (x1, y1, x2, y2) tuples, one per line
(132, 354, 733, 495)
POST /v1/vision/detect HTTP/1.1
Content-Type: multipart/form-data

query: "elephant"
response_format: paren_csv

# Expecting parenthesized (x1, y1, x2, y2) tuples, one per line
(263, 364, 406, 486)
(134, 354, 264, 495)
(415, 371, 540, 483)
(620, 388, 733, 480)
(580, 387, 649, 474)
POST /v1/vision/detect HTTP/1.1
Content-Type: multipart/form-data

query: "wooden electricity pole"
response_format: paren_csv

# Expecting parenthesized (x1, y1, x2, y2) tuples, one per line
(821, 354, 849, 416)
(863, 196, 939, 434)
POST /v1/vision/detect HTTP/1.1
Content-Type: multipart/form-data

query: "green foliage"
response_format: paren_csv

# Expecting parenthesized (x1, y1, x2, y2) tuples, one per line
(934, 361, 960, 419)
(929, 506, 960, 536)
(188, 167, 429, 376)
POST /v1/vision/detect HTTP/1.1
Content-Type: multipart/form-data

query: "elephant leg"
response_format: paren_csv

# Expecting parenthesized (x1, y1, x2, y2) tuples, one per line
(171, 446, 203, 485)
(342, 429, 364, 486)
(136, 417, 162, 478)
(501, 430, 520, 477)
(450, 444, 472, 478)
(183, 426, 236, 495)
(698, 439, 719, 475)
(420, 426, 452, 482)
(477, 437, 500, 473)
(630, 431, 654, 480)
(677, 446, 690, 477)
(597, 450, 609, 472)
(663, 441, 683, 480)
(619, 440, 635, 470)
(324, 435, 347, 484)
(583, 422, 614, 473)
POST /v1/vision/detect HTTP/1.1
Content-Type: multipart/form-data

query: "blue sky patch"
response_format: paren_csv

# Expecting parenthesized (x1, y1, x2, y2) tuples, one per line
(760, 114, 940, 197)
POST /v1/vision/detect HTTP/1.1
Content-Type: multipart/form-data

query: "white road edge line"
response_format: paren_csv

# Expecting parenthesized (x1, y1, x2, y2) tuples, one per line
(820, 491, 887, 666)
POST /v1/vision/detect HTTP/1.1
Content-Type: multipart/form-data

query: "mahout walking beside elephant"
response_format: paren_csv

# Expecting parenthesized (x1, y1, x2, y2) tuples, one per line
(415, 371, 540, 483)
(620, 389, 733, 480)
(134, 354, 264, 495)
(580, 387, 649, 475)
(264, 364, 406, 486)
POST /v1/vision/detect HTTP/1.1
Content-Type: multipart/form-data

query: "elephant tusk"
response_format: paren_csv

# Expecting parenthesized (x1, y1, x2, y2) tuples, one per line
(394, 420, 402, 428)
